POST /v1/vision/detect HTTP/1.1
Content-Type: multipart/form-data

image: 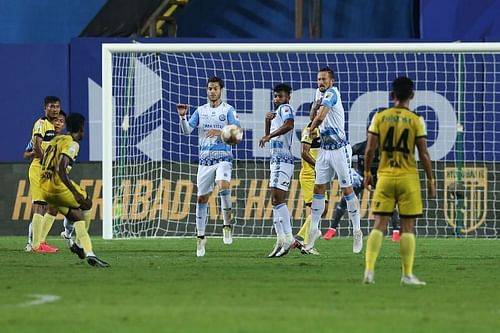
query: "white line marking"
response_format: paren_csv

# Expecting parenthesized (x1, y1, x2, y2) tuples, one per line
(16, 294, 61, 307)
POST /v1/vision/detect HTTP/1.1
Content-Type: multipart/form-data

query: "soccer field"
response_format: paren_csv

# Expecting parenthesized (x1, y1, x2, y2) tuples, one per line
(0, 236, 498, 333)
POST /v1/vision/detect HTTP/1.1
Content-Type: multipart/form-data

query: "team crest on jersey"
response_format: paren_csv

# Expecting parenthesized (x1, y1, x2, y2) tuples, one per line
(444, 167, 487, 233)
(324, 91, 333, 100)
(219, 114, 226, 121)
(68, 142, 79, 157)
(282, 107, 289, 113)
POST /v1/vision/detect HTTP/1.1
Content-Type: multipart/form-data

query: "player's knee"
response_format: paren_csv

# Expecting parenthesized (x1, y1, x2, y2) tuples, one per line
(47, 205, 58, 216)
(197, 195, 209, 204)
(314, 184, 326, 194)
(400, 219, 415, 233)
(33, 202, 47, 215)
(271, 196, 286, 207)
(342, 186, 354, 196)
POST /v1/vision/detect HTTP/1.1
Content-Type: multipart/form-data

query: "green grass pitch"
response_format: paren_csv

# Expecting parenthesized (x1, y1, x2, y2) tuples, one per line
(0, 236, 498, 333)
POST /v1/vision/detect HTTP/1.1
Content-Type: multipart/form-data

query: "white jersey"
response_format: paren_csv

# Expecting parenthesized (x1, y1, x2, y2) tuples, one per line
(269, 103, 294, 164)
(182, 102, 240, 165)
(316, 87, 348, 150)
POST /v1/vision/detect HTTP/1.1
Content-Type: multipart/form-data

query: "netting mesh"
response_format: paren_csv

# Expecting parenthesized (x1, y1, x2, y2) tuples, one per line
(107, 50, 500, 238)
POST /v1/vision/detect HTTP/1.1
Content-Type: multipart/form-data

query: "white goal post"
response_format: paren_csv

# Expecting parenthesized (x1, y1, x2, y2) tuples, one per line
(102, 42, 500, 239)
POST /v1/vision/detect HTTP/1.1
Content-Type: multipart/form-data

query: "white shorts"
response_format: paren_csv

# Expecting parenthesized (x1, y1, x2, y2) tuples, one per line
(197, 161, 232, 196)
(315, 145, 353, 188)
(269, 161, 294, 191)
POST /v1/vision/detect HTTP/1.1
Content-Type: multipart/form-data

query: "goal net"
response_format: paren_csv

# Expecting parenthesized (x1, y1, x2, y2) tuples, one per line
(102, 43, 500, 239)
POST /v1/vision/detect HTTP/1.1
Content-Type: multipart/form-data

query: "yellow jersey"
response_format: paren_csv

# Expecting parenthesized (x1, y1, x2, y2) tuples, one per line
(31, 117, 56, 166)
(368, 107, 426, 176)
(40, 134, 79, 192)
(299, 122, 321, 179)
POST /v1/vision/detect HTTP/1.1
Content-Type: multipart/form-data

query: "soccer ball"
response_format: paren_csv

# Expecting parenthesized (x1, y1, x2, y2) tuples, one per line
(221, 124, 243, 145)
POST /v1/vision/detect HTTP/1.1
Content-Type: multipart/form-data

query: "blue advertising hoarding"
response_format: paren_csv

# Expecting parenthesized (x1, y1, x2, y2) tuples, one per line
(1, 40, 499, 163)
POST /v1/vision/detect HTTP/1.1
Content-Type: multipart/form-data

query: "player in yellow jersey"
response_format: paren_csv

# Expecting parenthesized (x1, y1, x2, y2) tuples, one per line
(295, 101, 329, 255)
(24, 111, 66, 252)
(39, 113, 109, 267)
(29, 96, 62, 253)
(363, 76, 435, 285)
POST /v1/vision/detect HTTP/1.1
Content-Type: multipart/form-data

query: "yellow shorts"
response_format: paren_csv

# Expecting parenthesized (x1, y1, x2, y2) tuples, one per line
(28, 162, 45, 203)
(371, 174, 422, 217)
(299, 176, 328, 205)
(40, 180, 88, 215)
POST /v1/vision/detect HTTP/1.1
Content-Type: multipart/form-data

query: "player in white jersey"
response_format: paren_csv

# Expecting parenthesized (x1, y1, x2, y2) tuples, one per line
(306, 66, 363, 254)
(259, 83, 296, 257)
(177, 76, 241, 257)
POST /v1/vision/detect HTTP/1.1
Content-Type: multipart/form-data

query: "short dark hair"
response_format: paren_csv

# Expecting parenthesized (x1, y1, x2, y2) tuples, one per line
(44, 96, 60, 106)
(59, 110, 67, 119)
(66, 113, 85, 133)
(392, 76, 414, 101)
(207, 76, 224, 89)
(273, 83, 292, 95)
(319, 66, 334, 79)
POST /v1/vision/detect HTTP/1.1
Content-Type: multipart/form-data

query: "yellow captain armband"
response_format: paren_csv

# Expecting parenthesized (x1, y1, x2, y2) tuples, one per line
(364, 171, 372, 177)
(428, 178, 435, 184)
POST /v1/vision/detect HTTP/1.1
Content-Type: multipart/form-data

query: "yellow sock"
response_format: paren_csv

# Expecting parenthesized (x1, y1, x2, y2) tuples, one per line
(365, 229, 384, 272)
(400, 233, 416, 276)
(83, 210, 92, 231)
(297, 216, 311, 244)
(74, 221, 93, 254)
(31, 213, 44, 249)
(40, 213, 56, 243)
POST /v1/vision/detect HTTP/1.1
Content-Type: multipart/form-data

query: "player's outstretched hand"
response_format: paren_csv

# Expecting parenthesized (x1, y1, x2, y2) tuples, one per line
(176, 104, 189, 116)
(259, 135, 270, 148)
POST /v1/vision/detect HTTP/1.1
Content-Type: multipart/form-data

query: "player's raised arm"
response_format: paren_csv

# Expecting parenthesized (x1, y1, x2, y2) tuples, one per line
(177, 104, 197, 134)
(176, 103, 188, 116)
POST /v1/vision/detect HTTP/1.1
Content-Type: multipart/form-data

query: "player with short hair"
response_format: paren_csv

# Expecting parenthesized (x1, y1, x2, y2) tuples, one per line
(177, 76, 241, 257)
(305, 67, 363, 254)
(24, 110, 67, 251)
(39, 113, 109, 267)
(363, 76, 435, 285)
(29, 96, 62, 253)
(259, 83, 296, 257)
